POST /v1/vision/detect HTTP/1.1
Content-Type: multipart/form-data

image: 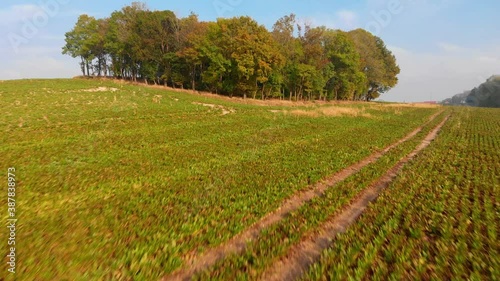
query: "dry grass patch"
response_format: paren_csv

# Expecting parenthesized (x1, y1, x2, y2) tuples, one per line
(273, 106, 373, 118)
(369, 103, 441, 116)
(320, 106, 372, 117)
(381, 102, 441, 109)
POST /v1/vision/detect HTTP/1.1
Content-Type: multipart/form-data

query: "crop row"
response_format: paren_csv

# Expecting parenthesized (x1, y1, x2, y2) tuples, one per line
(187, 109, 449, 280)
(303, 107, 499, 280)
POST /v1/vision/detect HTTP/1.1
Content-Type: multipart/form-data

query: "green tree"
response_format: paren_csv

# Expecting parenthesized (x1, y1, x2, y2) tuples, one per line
(348, 29, 399, 100)
(176, 14, 208, 90)
(201, 17, 283, 98)
(62, 14, 99, 76)
(272, 14, 303, 100)
(323, 30, 366, 100)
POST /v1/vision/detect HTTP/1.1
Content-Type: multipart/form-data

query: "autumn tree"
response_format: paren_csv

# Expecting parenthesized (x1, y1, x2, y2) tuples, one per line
(272, 14, 302, 100)
(176, 13, 208, 91)
(63, 3, 400, 101)
(200, 16, 283, 98)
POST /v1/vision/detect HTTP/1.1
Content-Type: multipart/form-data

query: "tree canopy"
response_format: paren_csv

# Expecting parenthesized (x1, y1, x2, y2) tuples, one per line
(63, 3, 400, 101)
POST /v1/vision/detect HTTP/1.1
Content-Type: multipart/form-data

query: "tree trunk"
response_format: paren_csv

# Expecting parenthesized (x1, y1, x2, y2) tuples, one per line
(191, 65, 196, 91)
(80, 57, 85, 76)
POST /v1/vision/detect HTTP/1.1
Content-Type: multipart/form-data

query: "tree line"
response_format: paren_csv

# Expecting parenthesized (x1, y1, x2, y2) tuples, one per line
(441, 76, 500, 108)
(62, 2, 400, 101)
(466, 76, 500, 108)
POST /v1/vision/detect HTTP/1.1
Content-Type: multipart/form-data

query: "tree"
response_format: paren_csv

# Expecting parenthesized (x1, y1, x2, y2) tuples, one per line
(272, 14, 303, 100)
(323, 30, 366, 100)
(200, 17, 283, 98)
(63, 14, 99, 76)
(466, 76, 500, 108)
(176, 13, 208, 90)
(347, 29, 399, 100)
(62, 4, 399, 102)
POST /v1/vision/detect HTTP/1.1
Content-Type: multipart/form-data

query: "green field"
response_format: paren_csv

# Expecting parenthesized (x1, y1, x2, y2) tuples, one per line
(303, 107, 499, 280)
(1, 79, 498, 280)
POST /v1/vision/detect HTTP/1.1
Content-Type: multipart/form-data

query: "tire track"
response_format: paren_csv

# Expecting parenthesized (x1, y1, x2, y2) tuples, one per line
(161, 110, 444, 281)
(259, 114, 450, 281)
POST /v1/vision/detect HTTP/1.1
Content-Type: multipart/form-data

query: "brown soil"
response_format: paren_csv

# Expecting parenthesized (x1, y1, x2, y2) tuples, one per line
(259, 115, 450, 281)
(160, 110, 444, 281)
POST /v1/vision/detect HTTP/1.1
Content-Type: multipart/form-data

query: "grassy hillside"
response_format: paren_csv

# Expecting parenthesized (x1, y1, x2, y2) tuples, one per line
(1, 79, 441, 280)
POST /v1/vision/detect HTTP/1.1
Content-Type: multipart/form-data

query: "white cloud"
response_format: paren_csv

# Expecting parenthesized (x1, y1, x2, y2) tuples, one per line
(0, 4, 41, 26)
(306, 10, 359, 31)
(336, 10, 358, 29)
(0, 69, 22, 80)
(0, 3, 82, 80)
(437, 42, 465, 53)
(383, 44, 500, 102)
(39, 35, 66, 41)
(478, 56, 500, 64)
(1, 54, 80, 80)
(388, 45, 411, 55)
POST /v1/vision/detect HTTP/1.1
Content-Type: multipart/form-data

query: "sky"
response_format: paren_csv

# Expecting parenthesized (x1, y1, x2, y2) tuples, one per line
(0, 0, 499, 102)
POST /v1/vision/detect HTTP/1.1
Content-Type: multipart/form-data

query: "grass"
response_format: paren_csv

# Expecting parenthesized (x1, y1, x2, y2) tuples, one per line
(1, 78, 440, 280)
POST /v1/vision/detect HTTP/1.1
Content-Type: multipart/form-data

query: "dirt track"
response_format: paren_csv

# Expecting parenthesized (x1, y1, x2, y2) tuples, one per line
(259, 115, 450, 281)
(161, 110, 445, 281)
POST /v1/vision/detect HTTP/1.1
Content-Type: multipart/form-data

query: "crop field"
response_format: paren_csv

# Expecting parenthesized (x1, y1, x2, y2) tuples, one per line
(0, 79, 497, 280)
(303, 107, 499, 280)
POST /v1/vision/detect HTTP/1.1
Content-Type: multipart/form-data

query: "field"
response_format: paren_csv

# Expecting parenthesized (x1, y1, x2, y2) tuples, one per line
(0, 79, 497, 280)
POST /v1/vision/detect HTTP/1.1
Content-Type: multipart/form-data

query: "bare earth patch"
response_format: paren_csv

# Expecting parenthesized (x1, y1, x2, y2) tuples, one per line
(287, 106, 372, 118)
(82, 87, 119, 92)
(260, 114, 450, 281)
(63, 87, 120, 94)
(152, 95, 163, 103)
(192, 102, 235, 115)
(161, 110, 444, 281)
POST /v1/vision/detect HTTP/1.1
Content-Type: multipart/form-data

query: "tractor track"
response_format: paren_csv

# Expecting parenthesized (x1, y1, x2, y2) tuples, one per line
(259, 114, 450, 281)
(161, 110, 445, 281)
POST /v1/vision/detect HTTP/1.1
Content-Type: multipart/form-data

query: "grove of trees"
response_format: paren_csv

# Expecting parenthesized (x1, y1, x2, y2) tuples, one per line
(442, 76, 500, 108)
(466, 76, 500, 108)
(63, 2, 400, 101)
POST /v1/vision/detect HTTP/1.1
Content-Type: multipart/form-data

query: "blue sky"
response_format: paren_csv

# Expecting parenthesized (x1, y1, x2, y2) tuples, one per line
(0, 0, 499, 102)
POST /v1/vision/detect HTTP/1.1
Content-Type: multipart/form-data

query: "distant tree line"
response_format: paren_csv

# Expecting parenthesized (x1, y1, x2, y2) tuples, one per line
(442, 76, 500, 108)
(466, 76, 500, 108)
(441, 91, 470, 106)
(62, 2, 400, 101)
